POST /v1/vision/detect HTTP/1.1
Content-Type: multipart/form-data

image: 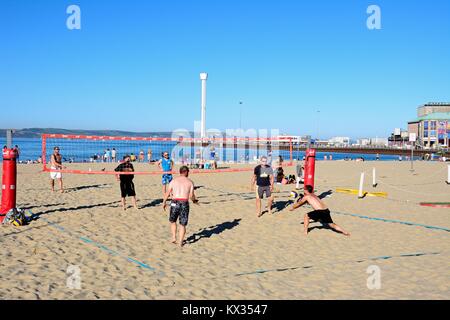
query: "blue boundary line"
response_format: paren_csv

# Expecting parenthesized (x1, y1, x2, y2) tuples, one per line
(332, 211, 450, 233)
(208, 186, 450, 233)
(28, 210, 158, 272)
(234, 251, 441, 277)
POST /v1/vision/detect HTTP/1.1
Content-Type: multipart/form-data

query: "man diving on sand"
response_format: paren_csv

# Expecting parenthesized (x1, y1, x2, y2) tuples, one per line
(290, 185, 350, 236)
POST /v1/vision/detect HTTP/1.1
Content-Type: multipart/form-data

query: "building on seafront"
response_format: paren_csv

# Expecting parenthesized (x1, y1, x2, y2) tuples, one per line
(408, 103, 450, 148)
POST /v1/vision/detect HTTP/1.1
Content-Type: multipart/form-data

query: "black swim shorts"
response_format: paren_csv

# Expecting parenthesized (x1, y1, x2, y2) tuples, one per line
(120, 181, 136, 198)
(307, 209, 334, 224)
(169, 200, 190, 226)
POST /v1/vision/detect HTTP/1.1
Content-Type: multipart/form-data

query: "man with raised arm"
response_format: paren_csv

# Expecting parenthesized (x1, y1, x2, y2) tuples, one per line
(50, 146, 64, 193)
(157, 151, 174, 196)
(114, 155, 139, 211)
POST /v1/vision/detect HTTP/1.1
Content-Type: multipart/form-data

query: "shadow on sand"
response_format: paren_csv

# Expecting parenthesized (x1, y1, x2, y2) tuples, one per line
(185, 219, 241, 245)
(141, 199, 164, 208)
(65, 184, 111, 193)
(33, 201, 120, 218)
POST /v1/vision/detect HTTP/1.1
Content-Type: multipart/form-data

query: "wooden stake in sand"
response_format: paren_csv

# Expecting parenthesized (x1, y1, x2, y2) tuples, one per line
(358, 172, 365, 199)
(447, 165, 450, 185)
(372, 167, 377, 188)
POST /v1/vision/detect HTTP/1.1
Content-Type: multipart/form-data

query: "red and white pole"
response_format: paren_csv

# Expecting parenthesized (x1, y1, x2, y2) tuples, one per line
(304, 148, 316, 191)
(0, 148, 18, 222)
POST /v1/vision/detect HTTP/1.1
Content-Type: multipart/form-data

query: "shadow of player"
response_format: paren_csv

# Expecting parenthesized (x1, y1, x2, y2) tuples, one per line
(185, 219, 241, 245)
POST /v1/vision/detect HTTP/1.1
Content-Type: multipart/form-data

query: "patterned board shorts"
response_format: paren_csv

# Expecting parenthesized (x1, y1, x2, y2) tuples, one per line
(162, 174, 173, 185)
(169, 200, 190, 226)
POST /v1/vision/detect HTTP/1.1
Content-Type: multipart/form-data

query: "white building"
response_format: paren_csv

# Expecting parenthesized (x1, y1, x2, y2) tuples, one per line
(354, 138, 388, 146)
(355, 138, 371, 146)
(370, 137, 389, 146)
(328, 136, 351, 146)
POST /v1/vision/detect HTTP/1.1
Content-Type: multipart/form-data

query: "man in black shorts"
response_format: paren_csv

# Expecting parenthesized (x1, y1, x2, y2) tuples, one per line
(252, 156, 274, 217)
(290, 185, 350, 236)
(162, 166, 199, 247)
(114, 155, 139, 210)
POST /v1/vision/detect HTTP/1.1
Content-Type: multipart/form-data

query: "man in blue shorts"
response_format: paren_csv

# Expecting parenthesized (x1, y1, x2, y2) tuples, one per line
(158, 151, 174, 195)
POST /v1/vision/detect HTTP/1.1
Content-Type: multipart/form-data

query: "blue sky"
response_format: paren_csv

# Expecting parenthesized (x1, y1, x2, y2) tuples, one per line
(1, 0, 449, 139)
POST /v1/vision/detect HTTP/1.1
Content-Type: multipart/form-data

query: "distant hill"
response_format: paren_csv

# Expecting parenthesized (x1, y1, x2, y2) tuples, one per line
(0, 128, 184, 139)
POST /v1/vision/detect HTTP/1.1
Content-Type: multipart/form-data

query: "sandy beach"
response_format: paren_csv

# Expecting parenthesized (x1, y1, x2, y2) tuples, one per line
(0, 161, 449, 299)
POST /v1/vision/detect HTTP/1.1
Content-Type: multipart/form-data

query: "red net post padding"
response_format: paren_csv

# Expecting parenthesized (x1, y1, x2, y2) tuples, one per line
(1, 148, 17, 218)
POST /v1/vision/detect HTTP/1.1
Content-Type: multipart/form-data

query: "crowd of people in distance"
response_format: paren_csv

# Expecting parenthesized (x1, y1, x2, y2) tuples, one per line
(2, 145, 42, 164)
(89, 148, 155, 163)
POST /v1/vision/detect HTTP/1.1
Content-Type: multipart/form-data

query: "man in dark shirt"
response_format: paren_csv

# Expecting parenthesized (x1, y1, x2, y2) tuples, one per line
(251, 156, 274, 217)
(114, 155, 139, 210)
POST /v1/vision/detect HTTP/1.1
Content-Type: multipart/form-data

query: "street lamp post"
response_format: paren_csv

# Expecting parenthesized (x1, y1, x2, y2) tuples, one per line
(316, 110, 320, 146)
(239, 101, 243, 130)
(200, 72, 208, 139)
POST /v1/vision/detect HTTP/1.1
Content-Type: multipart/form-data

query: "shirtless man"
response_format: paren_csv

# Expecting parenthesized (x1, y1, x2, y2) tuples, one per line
(162, 166, 199, 247)
(290, 185, 350, 236)
(50, 146, 64, 193)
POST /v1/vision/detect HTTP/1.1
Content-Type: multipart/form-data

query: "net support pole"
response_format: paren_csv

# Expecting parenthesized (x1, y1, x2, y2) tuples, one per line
(358, 172, 365, 199)
(200, 72, 208, 139)
(42, 134, 47, 171)
(6, 130, 13, 148)
(289, 138, 293, 165)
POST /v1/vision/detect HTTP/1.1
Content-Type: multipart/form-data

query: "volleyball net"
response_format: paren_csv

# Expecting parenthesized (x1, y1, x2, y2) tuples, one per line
(42, 134, 297, 175)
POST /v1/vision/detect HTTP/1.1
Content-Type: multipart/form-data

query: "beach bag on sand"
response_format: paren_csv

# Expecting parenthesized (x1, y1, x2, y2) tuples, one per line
(2, 208, 28, 226)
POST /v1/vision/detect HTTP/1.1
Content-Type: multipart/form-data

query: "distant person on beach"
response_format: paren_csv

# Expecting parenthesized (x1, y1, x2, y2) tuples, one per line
(278, 155, 283, 166)
(130, 153, 136, 162)
(50, 146, 64, 193)
(275, 166, 285, 183)
(147, 148, 152, 163)
(158, 151, 174, 195)
(376, 153, 380, 161)
(295, 159, 304, 189)
(252, 156, 274, 217)
(139, 150, 145, 162)
(14, 145, 20, 161)
(114, 155, 138, 211)
(105, 148, 111, 162)
(289, 185, 350, 236)
(162, 166, 199, 247)
(209, 146, 217, 169)
(111, 148, 117, 162)
(195, 149, 202, 168)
